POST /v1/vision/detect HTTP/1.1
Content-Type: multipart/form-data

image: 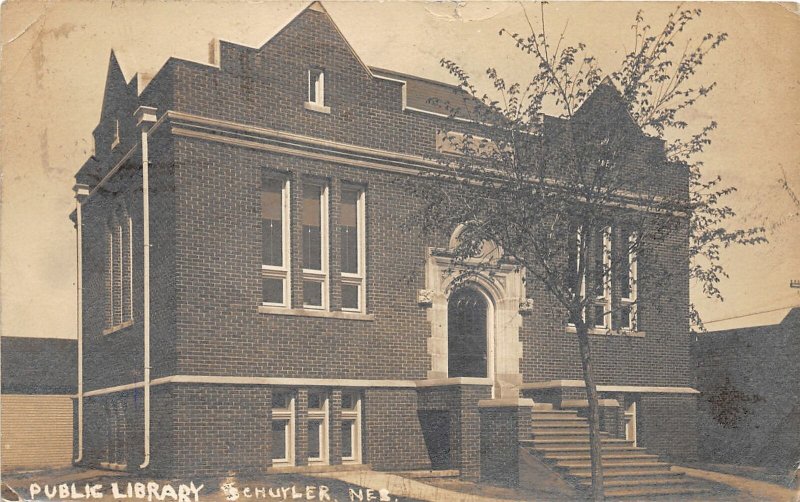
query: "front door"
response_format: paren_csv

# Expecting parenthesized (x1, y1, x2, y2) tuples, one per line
(447, 287, 489, 378)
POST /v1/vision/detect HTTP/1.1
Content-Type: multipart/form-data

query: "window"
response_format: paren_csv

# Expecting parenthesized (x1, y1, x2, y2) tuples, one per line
(271, 390, 295, 466)
(111, 119, 120, 149)
(624, 399, 638, 447)
(302, 184, 329, 309)
(591, 227, 611, 329)
(307, 390, 329, 465)
(340, 187, 365, 312)
(304, 69, 330, 114)
(262, 177, 291, 307)
(566, 225, 586, 326)
(618, 226, 638, 331)
(308, 69, 325, 106)
(340, 391, 362, 463)
(106, 208, 132, 331)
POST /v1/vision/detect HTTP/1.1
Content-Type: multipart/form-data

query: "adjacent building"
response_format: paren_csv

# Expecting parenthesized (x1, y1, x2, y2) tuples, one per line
(71, 2, 698, 479)
(1, 337, 76, 472)
(693, 307, 800, 471)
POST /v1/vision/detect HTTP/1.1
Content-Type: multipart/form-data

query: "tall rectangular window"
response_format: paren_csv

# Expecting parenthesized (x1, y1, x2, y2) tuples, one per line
(303, 184, 328, 309)
(122, 215, 133, 323)
(271, 390, 295, 466)
(262, 177, 291, 307)
(591, 227, 612, 329)
(618, 227, 638, 331)
(113, 222, 123, 326)
(340, 391, 362, 463)
(106, 209, 133, 331)
(340, 187, 365, 312)
(307, 390, 329, 465)
(566, 225, 586, 326)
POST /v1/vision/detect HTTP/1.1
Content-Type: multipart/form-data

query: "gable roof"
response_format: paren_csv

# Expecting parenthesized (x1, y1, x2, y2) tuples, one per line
(573, 77, 645, 138)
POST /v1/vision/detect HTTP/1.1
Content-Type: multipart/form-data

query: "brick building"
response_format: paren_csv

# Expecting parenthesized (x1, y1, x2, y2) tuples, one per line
(71, 2, 699, 484)
(1, 337, 76, 472)
(692, 308, 800, 471)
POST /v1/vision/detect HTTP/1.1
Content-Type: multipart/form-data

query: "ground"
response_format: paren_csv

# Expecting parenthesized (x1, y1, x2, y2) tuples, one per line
(1, 464, 797, 501)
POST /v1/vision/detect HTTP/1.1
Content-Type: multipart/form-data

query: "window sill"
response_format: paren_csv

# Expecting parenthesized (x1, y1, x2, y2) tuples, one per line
(565, 325, 645, 338)
(102, 320, 133, 336)
(258, 306, 374, 321)
(304, 101, 331, 114)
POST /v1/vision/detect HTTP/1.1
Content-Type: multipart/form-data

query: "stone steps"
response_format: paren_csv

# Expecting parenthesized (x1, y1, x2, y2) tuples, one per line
(579, 476, 696, 488)
(520, 408, 715, 499)
(604, 485, 712, 499)
(544, 452, 659, 461)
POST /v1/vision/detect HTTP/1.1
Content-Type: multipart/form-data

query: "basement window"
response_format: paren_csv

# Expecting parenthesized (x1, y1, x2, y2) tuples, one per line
(341, 390, 362, 464)
(307, 390, 329, 465)
(271, 390, 295, 466)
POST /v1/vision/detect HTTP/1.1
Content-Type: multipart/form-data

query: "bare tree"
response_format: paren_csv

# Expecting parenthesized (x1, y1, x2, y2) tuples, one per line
(408, 5, 765, 500)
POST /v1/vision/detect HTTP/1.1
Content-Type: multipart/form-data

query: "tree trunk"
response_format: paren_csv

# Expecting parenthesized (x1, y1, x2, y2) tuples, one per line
(576, 325, 604, 501)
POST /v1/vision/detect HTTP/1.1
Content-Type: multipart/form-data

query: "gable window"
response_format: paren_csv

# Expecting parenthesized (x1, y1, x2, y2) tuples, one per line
(340, 187, 365, 312)
(309, 69, 324, 106)
(305, 69, 330, 114)
(617, 226, 638, 331)
(106, 207, 133, 333)
(340, 391, 362, 464)
(303, 183, 329, 309)
(271, 390, 295, 466)
(307, 390, 329, 465)
(262, 176, 291, 307)
(111, 119, 120, 149)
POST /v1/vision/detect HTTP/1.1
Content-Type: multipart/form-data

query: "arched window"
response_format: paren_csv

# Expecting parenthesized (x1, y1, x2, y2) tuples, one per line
(447, 287, 489, 378)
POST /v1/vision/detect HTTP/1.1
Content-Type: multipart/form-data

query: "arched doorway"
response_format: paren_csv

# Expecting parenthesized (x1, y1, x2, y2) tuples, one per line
(447, 286, 493, 378)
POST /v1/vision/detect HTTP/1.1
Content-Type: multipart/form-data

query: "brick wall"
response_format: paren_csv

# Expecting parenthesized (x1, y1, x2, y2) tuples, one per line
(638, 394, 698, 462)
(169, 384, 271, 476)
(480, 404, 531, 486)
(363, 388, 430, 471)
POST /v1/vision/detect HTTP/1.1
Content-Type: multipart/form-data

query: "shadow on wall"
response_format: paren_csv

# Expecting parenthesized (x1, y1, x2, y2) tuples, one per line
(419, 411, 452, 470)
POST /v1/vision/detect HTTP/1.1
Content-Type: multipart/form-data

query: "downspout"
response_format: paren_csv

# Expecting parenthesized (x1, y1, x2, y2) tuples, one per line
(135, 106, 158, 470)
(73, 183, 90, 464)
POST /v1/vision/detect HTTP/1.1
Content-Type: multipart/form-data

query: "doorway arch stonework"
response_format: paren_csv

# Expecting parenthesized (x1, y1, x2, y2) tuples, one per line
(421, 242, 526, 399)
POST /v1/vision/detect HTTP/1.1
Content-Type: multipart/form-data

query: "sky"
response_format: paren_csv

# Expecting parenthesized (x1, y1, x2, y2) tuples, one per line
(1, 1, 798, 339)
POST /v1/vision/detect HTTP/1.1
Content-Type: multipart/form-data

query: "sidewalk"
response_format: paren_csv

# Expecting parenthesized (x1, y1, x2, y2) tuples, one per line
(675, 465, 798, 502)
(317, 471, 510, 502)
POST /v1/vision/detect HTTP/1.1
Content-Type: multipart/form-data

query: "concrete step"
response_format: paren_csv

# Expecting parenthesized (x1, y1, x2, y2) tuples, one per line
(531, 416, 589, 426)
(557, 459, 667, 469)
(532, 409, 580, 416)
(544, 452, 659, 461)
(577, 476, 695, 488)
(532, 429, 608, 436)
(394, 469, 460, 479)
(532, 421, 590, 428)
(604, 485, 711, 499)
(525, 438, 634, 446)
(568, 467, 678, 479)
(531, 444, 642, 453)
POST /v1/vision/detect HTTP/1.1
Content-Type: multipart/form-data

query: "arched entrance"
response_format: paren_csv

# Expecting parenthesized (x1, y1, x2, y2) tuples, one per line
(447, 286, 493, 379)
